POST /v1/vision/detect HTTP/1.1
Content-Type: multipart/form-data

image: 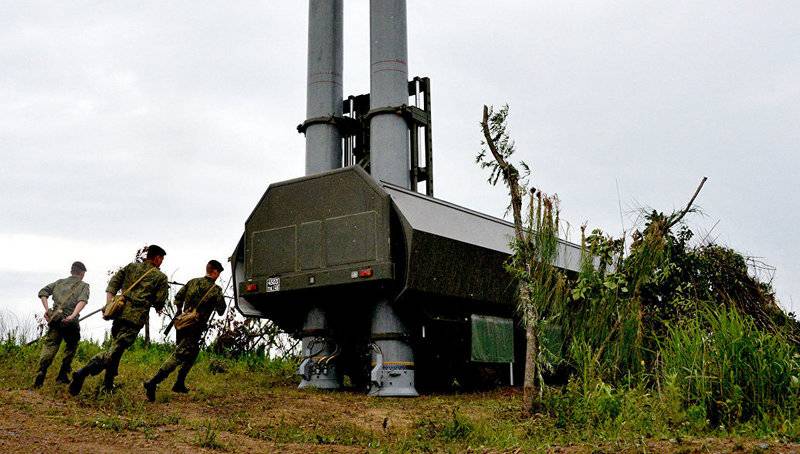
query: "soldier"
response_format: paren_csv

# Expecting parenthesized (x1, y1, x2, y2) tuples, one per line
(69, 245, 169, 395)
(33, 261, 90, 388)
(143, 259, 226, 402)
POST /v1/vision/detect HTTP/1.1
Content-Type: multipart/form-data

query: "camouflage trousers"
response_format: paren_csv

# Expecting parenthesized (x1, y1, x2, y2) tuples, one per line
(80, 319, 141, 382)
(37, 321, 80, 377)
(151, 328, 202, 385)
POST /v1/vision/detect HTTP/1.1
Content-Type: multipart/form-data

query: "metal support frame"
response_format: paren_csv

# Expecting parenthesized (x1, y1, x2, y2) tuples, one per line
(342, 94, 372, 170)
(407, 77, 433, 196)
(320, 77, 434, 196)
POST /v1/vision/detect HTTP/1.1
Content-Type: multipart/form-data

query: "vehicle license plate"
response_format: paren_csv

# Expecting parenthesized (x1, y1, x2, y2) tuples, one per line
(266, 277, 280, 292)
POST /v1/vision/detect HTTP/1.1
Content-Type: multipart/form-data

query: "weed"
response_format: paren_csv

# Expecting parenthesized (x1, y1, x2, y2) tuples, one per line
(91, 415, 124, 432)
(441, 408, 473, 441)
(195, 421, 226, 450)
(410, 407, 475, 449)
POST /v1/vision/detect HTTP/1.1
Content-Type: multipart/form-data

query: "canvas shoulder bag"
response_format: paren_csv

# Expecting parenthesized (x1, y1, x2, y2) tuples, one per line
(174, 283, 216, 331)
(103, 266, 156, 320)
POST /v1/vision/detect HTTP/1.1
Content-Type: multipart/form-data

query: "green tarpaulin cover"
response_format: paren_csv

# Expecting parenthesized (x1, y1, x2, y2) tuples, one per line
(470, 315, 514, 363)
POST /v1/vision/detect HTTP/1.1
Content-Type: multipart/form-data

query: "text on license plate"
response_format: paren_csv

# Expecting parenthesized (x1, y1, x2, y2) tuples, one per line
(266, 277, 280, 292)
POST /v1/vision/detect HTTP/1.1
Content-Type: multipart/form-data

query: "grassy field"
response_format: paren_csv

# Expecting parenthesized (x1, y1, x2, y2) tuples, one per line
(1, 337, 800, 453)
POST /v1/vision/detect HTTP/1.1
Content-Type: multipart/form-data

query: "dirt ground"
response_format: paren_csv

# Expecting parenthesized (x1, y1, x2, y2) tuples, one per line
(2, 384, 799, 453)
(0, 386, 364, 453)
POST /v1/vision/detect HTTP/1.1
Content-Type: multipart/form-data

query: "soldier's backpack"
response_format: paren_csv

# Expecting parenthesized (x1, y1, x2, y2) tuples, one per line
(173, 283, 216, 331)
(103, 267, 156, 320)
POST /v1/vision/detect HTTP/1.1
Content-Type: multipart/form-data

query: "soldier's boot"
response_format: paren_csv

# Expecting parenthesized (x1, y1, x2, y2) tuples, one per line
(143, 381, 157, 402)
(33, 372, 46, 389)
(69, 360, 103, 396)
(101, 373, 117, 394)
(172, 369, 190, 393)
(68, 368, 87, 396)
(55, 367, 71, 385)
(143, 369, 169, 402)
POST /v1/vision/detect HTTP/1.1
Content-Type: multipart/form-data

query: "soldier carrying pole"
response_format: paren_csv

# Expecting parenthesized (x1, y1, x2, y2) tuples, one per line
(33, 261, 90, 388)
(69, 245, 169, 395)
(144, 259, 226, 402)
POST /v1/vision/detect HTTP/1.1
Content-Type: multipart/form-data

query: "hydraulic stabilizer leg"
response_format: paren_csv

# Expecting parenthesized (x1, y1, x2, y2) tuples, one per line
(368, 299, 418, 397)
(297, 307, 340, 390)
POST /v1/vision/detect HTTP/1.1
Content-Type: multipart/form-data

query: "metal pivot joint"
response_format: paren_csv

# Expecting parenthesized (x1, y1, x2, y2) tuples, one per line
(299, 78, 434, 196)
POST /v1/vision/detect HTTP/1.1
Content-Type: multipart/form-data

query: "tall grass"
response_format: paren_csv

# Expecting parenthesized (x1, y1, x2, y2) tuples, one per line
(0, 309, 42, 344)
(661, 307, 800, 426)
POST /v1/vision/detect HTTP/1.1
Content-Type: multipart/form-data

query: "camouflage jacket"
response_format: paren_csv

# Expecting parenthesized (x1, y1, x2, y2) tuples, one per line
(106, 261, 169, 327)
(175, 277, 225, 329)
(38, 276, 90, 316)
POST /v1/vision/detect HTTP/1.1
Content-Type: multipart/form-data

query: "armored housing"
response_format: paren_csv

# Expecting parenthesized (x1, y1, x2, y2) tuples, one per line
(232, 165, 583, 388)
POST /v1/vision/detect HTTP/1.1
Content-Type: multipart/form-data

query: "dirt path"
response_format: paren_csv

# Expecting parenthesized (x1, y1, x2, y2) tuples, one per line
(0, 388, 365, 453)
(1, 386, 799, 453)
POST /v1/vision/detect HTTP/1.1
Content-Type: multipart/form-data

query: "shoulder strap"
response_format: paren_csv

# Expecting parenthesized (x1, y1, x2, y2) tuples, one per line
(121, 266, 156, 296)
(55, 280, 84, 309)
(195, 282, 217, 309)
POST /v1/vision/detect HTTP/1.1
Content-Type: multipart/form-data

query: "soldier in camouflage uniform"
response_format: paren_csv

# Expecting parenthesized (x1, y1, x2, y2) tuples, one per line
(69, 245, 169, 395)
(144, 260, 226, 401)
(34, 261, 90, 388)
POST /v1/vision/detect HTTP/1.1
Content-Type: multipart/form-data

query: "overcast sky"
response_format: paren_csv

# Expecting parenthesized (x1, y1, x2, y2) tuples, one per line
(1, 1, 798, 341)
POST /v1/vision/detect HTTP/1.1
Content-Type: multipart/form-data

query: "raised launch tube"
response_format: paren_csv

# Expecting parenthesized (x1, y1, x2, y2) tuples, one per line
(368, 0, 411, 188)
(300, 0, 344, 390)
(305, 0, 344, 174)
(367, 0, 418, 397)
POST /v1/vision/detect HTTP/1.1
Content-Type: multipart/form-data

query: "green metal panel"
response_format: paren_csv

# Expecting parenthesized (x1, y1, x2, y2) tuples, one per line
(403, 230, 515, 305)
(470, 315, 514, 363)
(299, 221, 323, 270)
(324, 211, 377, 266)
(251, 226, 296, 275)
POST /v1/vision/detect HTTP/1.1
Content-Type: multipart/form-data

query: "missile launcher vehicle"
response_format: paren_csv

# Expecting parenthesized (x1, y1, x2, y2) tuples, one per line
(231, 0, 584, 396)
